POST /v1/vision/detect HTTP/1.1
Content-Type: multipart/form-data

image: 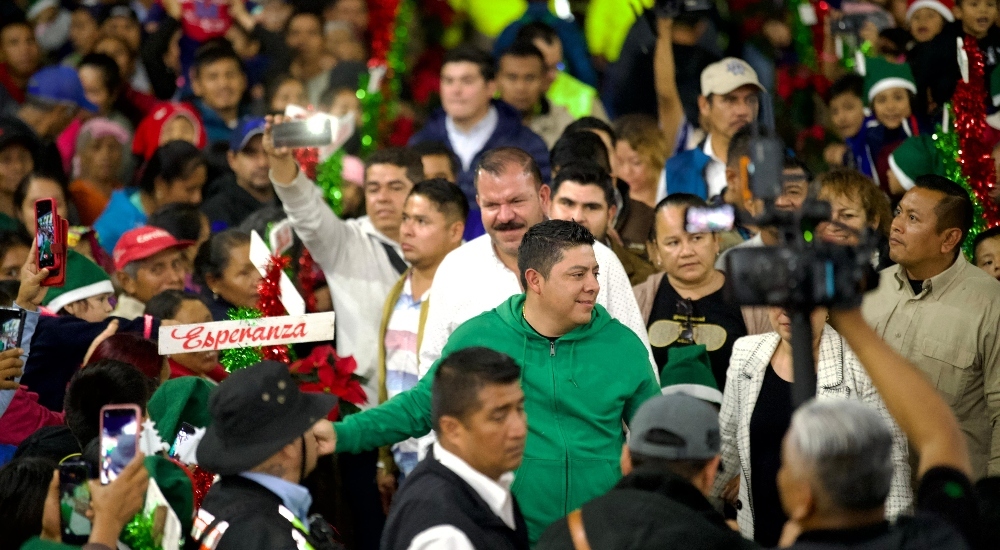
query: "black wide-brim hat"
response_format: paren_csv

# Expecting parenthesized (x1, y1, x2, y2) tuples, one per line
(197, 361, 337, 475)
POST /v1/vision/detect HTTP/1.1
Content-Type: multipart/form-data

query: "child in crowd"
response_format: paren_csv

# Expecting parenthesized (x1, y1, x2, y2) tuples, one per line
(825, 73, 867, 167)
(974, 226, 1000, 279)
(265, 74, 308, 114)
(848, 57, 922, 192)
(909, 0, 1000, 116)
(40, 250, 115, 322)
(886, 134, 944, 195)
(906, 0, 953, 42)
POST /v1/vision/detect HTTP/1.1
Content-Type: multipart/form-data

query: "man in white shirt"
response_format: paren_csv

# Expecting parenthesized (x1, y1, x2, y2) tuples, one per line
(381, 347, 529, 550)
(417, 147, 654, 377)
(264, 118, 424, 408)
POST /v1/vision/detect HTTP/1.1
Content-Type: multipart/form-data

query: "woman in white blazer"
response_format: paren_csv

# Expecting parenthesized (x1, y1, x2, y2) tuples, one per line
(710, 307, 912, 546)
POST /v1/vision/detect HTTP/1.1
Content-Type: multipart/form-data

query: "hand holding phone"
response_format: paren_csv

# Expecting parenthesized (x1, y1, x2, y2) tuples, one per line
(34, 199, 67, 287)
(99, 404, 141, 485)
(59, 460, 93, 544)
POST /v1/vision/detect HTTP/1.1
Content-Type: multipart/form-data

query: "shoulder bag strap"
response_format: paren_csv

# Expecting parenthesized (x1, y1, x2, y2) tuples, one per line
(567, 509, 592, 550)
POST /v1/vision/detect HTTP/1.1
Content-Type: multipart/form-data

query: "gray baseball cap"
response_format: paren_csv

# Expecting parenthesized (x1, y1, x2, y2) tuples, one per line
(629, 393, 720, 460)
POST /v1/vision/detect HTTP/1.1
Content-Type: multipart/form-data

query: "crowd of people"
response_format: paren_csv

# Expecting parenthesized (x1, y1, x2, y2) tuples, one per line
(1, 0, 1000, 549)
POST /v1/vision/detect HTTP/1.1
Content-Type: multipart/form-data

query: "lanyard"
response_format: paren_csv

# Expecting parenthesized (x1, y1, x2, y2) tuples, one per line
(277, 505, 316, 550)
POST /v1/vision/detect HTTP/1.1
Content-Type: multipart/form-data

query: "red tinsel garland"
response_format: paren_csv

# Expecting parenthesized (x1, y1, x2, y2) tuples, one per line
(298, 249, 319, 313)
(953, 37, 1000, 231)
(368, 0, 401, 67)
(257, 254, 291, 364)
(292, 147, 319, 180)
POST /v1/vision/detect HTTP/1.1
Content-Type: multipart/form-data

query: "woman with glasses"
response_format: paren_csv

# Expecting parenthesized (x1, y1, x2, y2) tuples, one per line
(633, 193, 749, 391)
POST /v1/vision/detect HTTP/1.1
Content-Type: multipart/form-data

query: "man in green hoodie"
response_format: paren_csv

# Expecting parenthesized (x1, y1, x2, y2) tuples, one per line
(320, 219, 660, 543)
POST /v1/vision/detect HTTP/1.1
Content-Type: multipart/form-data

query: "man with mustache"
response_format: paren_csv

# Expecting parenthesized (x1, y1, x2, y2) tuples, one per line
(328, 220, 660, 544)
(202, 117, 275, 230)
(415, 146, 653, 377)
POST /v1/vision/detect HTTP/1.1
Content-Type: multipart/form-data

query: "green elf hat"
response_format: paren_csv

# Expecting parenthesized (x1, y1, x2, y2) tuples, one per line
(41, 250, 113, 313)
(888, 134, 945, 191)
(147, 377, 214, 445)
(858, 55, 917, 104)
(659, 345, 723, 405)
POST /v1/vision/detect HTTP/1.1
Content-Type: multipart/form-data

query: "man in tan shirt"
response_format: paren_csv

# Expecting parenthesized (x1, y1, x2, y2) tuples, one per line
(862, 175, 1000, 479)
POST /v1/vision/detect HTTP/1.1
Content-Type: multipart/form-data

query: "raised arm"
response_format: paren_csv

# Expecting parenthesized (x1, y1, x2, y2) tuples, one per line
(654, 16, 684, 155)
(829, 307, 971, 477)
(263, 114, 358, 274)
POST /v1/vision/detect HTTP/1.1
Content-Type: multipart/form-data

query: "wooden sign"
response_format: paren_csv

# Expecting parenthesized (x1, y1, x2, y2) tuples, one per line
(158, 312, 335, 355)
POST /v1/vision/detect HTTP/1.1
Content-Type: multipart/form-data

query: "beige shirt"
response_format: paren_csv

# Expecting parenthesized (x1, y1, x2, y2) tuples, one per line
(862, 257, 1000, 478)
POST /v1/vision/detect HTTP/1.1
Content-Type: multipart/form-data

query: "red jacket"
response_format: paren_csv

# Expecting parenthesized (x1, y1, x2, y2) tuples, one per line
(0, 386, 65, 446)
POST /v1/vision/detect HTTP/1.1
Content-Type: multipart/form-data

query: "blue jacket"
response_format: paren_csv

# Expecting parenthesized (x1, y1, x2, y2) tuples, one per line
(409, 100, 551, 240)
(20, 315, 160, 411)
(93, 189, 147, 253)
(663, 145, 712, 200)
(492, 3, 598, 88)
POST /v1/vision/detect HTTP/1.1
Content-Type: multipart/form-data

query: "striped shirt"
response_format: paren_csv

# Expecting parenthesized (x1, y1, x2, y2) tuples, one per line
(385, 276, 429, 475)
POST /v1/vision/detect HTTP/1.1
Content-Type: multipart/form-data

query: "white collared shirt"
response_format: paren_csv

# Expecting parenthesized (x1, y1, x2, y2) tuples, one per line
(445, 107, 498, 171)
(405, 443, 515, 550)
(702, 133, 728, 199)
(417, 234, 655, 379)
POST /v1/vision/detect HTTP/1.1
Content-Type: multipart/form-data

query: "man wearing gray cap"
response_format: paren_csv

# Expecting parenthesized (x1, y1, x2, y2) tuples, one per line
(661, 57, 764, 203)
(535, 393, 759, 549)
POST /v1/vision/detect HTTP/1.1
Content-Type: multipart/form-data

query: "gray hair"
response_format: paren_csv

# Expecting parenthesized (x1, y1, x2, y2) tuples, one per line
(786, 399, 894, 511)
(119, 261, 141, 280)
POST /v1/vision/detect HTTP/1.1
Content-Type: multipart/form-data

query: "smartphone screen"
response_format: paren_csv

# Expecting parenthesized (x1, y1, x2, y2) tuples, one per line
(35, 200, 55, 269)
(100, 407, 139, 484)
(169, 422, 197, 460)
(271, 118, 333, 149)
(686, 205, 735, 234)
(0, 308, 24, 353)
(59, 461, 92, 544)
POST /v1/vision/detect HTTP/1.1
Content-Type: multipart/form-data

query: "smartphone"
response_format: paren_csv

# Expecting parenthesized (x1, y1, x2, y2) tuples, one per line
(99, 404, 141, 484)
(59, 460, 93, 544)
(35, 199, 57, 271)
(169, 422, 197, 461)
(686, 204, 736, 233)
(0, 308, 25, 353)
(272, 118, 333, 149)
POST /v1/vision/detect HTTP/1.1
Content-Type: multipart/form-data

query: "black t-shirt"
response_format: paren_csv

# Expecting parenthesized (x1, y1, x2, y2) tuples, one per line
(789, 467, 978, 549)
(646, 280, 747, 391)
(749, 364, 793, 548)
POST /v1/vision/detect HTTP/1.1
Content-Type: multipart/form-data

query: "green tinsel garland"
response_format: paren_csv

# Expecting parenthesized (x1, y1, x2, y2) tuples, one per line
(789, 0, 817, 70)
(356, 0, 414, 158)
(121, 509, 160, 550)
(930, 105, 986, 261)
(219, 307, 264, 373)
(316, 149, 346, 216)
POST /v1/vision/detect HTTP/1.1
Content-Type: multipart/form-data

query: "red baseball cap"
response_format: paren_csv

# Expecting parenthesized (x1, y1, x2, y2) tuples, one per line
(113, 226, 194, 271)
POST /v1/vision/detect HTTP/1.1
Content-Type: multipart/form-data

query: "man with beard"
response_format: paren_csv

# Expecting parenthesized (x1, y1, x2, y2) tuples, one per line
(202, 117, 276, 230)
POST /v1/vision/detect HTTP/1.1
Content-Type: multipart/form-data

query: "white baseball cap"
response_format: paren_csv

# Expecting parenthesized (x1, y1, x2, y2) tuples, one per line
(701, 57, 765, 97)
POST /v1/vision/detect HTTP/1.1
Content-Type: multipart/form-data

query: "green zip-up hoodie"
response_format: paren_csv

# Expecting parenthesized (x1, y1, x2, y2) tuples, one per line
(334, 294, 660, 543)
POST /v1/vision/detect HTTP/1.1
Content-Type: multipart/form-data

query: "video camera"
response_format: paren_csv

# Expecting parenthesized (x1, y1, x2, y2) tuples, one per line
(687, 126, 879, 310)
(685, 123, 881, 404)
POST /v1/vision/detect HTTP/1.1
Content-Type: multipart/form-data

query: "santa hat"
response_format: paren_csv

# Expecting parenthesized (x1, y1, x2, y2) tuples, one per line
(41, 250, 114, 313)
(658, 345, 723, 405)
(859, 56, 918, 104)
(888, 134, 946, 191)
(905, 0, 955, 23)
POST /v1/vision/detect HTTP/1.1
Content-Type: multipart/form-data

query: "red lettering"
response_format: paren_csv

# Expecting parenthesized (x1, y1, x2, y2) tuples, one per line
(291, 323, 307, 338)
(172, 326, 205, 351)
